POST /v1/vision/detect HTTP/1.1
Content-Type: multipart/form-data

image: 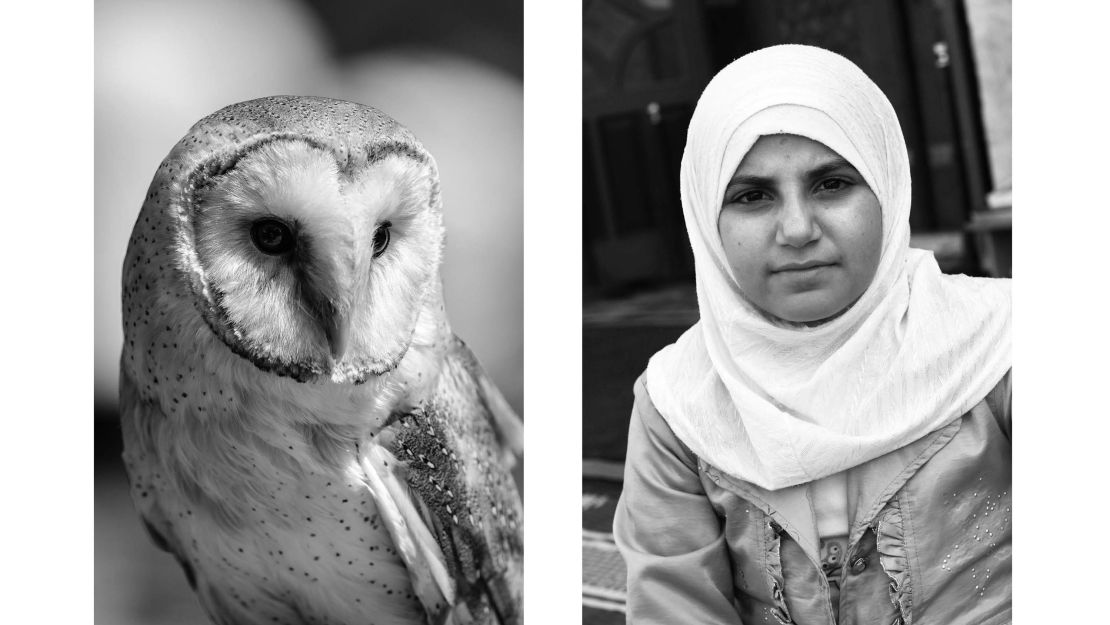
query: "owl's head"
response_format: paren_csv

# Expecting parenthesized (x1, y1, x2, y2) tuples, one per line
(150, 97, 445, 384)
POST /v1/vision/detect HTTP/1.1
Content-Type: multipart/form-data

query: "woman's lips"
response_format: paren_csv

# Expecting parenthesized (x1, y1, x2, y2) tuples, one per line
(772, 261, 835, 273)
(771, 262, 836, 287)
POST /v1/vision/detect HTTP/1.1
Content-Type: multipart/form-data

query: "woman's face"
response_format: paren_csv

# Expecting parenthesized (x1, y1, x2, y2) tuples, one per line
(717, 134, 882, 324)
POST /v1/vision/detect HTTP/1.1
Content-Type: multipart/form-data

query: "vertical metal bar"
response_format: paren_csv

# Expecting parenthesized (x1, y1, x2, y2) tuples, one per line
(933, 0, 991, 215)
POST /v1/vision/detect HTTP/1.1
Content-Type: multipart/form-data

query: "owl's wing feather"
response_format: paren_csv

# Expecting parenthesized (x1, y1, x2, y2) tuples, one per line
(359, 446, 460, 621)
(363, 337, 523, 625)
(474, 362, 523, 465)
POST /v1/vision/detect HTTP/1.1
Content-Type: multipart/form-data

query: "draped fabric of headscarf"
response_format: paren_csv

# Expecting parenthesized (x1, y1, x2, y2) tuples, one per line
(645, 45, 1011, 491)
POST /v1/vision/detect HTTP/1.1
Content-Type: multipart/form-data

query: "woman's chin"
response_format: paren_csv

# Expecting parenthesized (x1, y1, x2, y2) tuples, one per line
(762, 292, 853, 326)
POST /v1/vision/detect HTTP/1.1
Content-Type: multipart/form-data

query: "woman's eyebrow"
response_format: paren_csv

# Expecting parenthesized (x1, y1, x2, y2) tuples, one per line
(808, 157, 858, 179)
(728, 158, 859, 188)
(726, 173, 775, 188)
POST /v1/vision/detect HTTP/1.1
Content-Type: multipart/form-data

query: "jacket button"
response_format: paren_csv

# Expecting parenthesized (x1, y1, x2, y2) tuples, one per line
(849, 556, 868, 575)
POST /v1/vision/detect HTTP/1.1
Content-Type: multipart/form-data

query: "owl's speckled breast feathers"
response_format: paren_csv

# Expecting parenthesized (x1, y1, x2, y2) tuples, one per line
(120, 96, 522, 625)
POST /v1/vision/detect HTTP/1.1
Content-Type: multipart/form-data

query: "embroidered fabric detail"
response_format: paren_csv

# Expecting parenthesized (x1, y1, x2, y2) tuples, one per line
(874, 500, 912, 623)
(855, 419, 960, 546)
(764, 520, 793, 624)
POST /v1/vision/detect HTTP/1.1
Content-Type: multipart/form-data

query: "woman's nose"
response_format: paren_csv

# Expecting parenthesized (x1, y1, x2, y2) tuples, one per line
(775, 193, 821, 247)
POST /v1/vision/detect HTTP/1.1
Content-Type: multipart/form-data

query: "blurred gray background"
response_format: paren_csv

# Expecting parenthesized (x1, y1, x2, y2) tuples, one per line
(95, 0, 521, 622)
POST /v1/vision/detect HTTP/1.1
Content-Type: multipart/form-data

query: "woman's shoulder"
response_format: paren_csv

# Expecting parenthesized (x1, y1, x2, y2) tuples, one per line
(985, 369, 1011, 410)
(981, 368, 1012, 438)
(631, 373, 701, 469)
(631, 373, 666, 429)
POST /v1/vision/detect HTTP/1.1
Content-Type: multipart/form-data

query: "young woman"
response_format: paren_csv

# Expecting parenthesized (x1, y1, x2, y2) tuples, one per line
(614, 45, 1011, 625)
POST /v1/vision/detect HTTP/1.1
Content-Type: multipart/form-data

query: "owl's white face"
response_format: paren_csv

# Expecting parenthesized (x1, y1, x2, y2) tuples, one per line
(189, 139, 443, 383)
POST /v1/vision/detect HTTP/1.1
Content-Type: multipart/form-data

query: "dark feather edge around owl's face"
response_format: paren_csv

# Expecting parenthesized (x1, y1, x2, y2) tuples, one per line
(174, 133, 436, 385)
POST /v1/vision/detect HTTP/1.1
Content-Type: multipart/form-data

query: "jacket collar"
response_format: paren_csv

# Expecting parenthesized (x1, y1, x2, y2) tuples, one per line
(704, 417, 962, 563)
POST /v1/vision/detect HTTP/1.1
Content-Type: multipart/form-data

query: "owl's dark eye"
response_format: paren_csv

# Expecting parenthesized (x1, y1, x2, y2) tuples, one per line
(372, 221, 392, 258)
(250, 219, 295, 255)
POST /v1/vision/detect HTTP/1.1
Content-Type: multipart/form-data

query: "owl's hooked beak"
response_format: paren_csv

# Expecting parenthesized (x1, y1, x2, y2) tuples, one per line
(323, 308, 350, 361)
(300, 236, 359, 363)
(302, 277, 352, 362)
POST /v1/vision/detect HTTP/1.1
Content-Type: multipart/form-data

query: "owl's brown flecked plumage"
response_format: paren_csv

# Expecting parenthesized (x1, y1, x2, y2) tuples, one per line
(121, 96, 522, 625)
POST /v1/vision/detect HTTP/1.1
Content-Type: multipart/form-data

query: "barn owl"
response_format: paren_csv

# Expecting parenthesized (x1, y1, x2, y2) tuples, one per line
(119, 96, 523, 625)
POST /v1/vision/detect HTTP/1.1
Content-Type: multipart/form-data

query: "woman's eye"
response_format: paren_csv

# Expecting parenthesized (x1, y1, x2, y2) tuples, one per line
(372, 221, 392, 258)
(817, 178, 850, 193)
(250, 218, 295, 255)
(734, 190, 768, 204)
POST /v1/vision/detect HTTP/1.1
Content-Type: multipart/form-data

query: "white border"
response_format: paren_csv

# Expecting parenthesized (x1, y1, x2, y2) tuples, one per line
(2, 1, 94, 620)
(523, 1, 584, 623)
(15, 2, 1098, 623)
(1013, 3, 1110, 622)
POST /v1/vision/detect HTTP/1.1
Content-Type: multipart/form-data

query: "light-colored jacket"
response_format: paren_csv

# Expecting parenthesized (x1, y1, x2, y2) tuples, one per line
(614, 372, 1011, 625)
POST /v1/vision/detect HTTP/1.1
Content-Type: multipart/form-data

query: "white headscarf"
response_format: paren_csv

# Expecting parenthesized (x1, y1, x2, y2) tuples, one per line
(645, 45, 1011, 490)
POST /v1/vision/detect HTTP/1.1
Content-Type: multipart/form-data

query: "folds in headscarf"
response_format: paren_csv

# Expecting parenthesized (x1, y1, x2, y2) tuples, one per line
(645, 45, 1011, 490)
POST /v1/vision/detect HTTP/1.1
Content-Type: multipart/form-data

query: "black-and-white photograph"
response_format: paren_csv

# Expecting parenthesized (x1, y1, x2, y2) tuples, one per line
(94, 1, 522, 623)
(14, 1, 1110, 623)
(583, 1, 1011, 623)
